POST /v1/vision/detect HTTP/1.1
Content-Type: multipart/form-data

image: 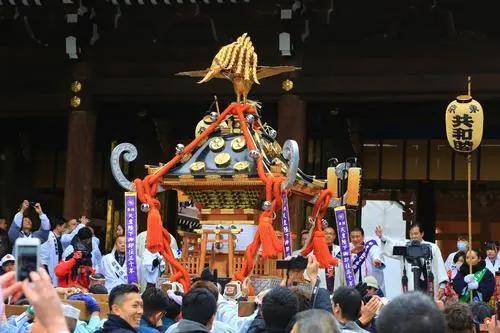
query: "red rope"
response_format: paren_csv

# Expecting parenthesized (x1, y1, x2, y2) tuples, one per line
(301, 189, 339, 268)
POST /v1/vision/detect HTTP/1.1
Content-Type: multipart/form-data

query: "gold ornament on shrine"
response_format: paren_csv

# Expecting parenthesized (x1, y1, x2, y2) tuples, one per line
(70, 96, 81, 108)
(445, 88, 484, 153)
(282, 79, 294, 92)
(177, 33, 300, 103)
(71, 81, 82, 93)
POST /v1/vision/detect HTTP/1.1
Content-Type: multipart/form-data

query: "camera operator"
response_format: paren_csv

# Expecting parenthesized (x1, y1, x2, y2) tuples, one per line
(8, 200, 51, 251)
(61, 221, 102, 269)
(55, 227, 96, 289)
(375, 224, 448, 300)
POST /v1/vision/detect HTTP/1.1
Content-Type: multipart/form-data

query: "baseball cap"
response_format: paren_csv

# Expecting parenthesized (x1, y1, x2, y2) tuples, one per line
(365, 276, 378, 290)
(1, 254, 15, 266)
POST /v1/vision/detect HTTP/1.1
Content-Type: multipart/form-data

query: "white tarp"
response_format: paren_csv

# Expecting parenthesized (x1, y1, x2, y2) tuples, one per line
(361, 200, 407, 299)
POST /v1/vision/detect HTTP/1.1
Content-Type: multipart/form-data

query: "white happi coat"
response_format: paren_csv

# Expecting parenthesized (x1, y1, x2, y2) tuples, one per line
(445, 251, 459, 273)
(40, 231, 64, 286)
(140, 248, 166, 287)
(380, 236, 448, 299)
(334, 239, 385, 292)
(485, 257, 500, 275)
(100, 250, 128, 291)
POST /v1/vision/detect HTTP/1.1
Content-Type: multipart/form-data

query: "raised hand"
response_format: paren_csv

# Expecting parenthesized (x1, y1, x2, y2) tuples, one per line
(34, 203, 43, 215)
(375, 225, 383, 239)
(306, 255, 320, 286)
(80, 216, 89, 225)
(21, 200, 29, 212)
(359, 295, 381, 325)
(21, 268, 68, 332)
(242, 277, 252, 297)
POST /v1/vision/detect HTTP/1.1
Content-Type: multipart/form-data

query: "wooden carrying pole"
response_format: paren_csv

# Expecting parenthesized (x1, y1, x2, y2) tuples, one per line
(467, 153, 473, 302)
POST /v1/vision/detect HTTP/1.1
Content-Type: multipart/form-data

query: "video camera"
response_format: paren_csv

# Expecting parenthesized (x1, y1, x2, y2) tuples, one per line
(74, 242, 92, 259)
(276, 255, 308, 271)
(393, 240, 432, 261)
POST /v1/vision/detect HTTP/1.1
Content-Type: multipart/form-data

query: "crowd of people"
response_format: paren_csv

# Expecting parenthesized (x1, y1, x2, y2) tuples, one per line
(0, 199, 499, 333)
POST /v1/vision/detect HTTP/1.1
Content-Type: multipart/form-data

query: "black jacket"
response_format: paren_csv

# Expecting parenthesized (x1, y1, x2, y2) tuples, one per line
(170, 319, 210, 333)
(452, 260, 496, 302)
(97, 314, 138, 333)
(0, 229, 11, 259)
(312, 287, 334, 314)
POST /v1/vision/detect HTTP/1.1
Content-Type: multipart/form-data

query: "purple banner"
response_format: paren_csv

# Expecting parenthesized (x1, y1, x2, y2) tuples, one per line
(281, 191, 292, 258)
(125, 192, 138, 284)
(334, 206, 355, 288)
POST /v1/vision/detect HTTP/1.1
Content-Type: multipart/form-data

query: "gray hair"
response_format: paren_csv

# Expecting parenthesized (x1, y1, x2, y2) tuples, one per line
(294, 309, 339, 333)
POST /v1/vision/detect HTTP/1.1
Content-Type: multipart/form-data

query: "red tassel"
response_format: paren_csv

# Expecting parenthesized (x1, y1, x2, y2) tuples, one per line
(310, 230, 338, 268)
(258, 215, 283, 258)
(146, 207, 163, 253)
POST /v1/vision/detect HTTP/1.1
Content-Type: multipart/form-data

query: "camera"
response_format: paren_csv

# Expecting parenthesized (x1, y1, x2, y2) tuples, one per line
(276, 255, 308, 270)
(74, 242, 91, 258)
(393, 240, 432, 261)
(29, 202, 36, 207)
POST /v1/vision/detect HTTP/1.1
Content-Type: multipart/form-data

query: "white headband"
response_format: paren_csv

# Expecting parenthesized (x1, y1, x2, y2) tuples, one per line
(166, 289, 183, 306)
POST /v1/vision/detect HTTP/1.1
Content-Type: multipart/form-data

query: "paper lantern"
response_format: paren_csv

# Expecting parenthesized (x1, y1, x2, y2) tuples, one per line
(346, 167, 362, 207)
(327, 166, 338, 198)
(445, 95, 483, 153)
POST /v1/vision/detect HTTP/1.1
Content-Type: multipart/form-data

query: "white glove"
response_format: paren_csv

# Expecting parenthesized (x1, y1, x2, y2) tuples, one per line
(468, 281, 479, 290)
(464, 274, 475, 284)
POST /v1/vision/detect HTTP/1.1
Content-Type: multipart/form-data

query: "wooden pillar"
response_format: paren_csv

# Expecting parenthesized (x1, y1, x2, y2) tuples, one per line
(277, 95, 307, 248)
(63, 110, 96, 219)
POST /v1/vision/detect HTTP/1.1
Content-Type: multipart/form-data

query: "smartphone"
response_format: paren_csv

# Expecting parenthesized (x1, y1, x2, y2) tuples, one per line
(15, 238, 40, 281)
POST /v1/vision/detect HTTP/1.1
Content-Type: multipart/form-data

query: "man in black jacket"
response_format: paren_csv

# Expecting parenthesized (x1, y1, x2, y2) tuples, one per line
(98, 284, 144, 333)
(0, 218, 11, 259)
(171, 288, 217, 333)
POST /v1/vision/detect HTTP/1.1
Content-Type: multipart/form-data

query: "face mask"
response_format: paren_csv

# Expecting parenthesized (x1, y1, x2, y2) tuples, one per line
(457, 241, 467, 251)
(455, 262, 462, 270)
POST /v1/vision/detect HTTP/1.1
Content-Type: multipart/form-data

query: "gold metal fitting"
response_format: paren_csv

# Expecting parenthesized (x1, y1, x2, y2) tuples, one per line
(282, 79, 294, 92)
(231, 136, 246, 152)
(70, 96, 81, 108)
(209, 137, 225, 152)
(234, 161, 250, 172)
(189, 161, 206, 173)
(71, 81, 82, 93)
(215, 152, 231, 167)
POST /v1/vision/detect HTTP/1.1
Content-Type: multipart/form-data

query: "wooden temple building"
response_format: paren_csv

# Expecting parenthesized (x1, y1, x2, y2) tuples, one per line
(2, 1, 500, 260)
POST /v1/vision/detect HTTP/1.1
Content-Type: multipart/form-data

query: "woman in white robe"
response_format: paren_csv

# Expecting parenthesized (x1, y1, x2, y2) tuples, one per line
(485, 242, 500, 274)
